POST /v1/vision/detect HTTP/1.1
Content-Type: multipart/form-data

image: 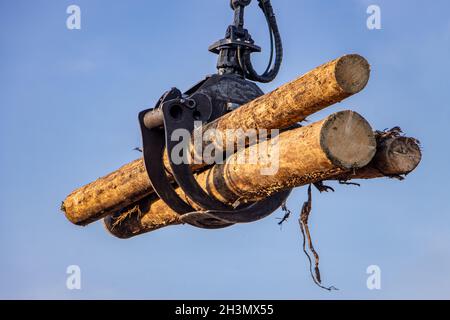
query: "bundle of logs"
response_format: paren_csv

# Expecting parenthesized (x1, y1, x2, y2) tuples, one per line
(61, 54, 421, 238)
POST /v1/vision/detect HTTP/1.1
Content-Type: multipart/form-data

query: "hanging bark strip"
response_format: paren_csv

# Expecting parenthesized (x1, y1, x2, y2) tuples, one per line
(62, 54, 371, 226)
(298, 185, 338, 291)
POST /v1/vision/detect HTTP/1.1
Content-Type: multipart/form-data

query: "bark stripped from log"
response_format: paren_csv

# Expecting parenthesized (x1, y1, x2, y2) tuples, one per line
(104, 110, 377, 238)
(62, 54, 371, 226)
(332, 127, 421, 181)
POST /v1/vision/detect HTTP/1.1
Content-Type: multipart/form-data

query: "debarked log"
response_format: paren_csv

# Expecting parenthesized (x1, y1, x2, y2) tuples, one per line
(62, 54, 371, 226)
(103, 110, 378, 238)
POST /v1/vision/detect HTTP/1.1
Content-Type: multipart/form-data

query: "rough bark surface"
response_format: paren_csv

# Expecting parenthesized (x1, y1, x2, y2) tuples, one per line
(104, 111, 378, 238)
(62, 54, 371, 226)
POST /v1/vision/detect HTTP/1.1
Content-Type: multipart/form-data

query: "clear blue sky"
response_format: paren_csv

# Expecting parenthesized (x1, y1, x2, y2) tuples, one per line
(1, 0, 449, 299)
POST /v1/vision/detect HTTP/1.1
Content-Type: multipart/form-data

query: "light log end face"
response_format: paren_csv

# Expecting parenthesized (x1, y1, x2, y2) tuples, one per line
(321, 110, 377, 169)
(335, 54, 371, 94)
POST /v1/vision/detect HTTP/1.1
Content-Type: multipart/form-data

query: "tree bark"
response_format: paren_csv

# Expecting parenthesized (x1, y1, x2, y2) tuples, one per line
(103, 110, 378, 238)
(62, 54, 371, 226)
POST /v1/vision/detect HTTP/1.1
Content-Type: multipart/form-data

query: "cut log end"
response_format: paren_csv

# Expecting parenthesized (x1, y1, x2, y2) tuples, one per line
(321, 110, 376, 169)
(375, 136, 422, 175)
(335, 54, 370, 94)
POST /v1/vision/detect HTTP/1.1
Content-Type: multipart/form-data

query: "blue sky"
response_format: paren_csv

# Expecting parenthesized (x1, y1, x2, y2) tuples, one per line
(1, 0, 449, 299)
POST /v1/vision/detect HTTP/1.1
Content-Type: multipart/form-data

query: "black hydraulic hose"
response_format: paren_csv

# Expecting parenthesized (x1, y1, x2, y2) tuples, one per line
(241, 0, 283, 83)
(262, 3, 275, 75)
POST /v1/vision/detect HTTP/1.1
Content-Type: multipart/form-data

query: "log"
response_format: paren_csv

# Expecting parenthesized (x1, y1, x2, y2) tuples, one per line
(334, 132, 421, 181)
(103, 110, 377, 238)
(194, 53, 370, 160)
(62, 54, 371, 226)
